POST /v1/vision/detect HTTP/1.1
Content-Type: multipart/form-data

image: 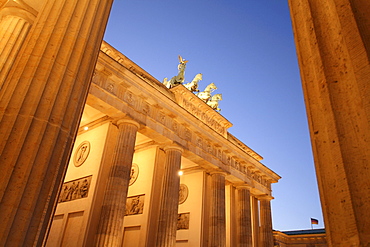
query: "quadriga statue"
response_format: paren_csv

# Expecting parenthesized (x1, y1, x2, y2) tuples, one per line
(163, 55, 188, 89)
(184, 73, 202, 93)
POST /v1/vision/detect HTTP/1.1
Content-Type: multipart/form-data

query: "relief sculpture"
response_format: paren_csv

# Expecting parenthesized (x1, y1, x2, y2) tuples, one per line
(129, 163, 139, 186)
(125, 194, 145, 216)
(73, 141, 90, 167)
(59, 176, 92, 203)
(179, 184, 189, 205)
(177, 213, 190, 230)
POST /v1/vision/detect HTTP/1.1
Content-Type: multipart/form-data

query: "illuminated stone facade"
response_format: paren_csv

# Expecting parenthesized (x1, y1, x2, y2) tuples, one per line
(45, 41, 280, 246)
(2, 1, 367, 246)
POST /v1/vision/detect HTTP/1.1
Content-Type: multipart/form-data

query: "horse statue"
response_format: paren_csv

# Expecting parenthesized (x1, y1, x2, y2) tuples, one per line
(183, 73, 202, 92)
(196, 82, 217, 102)
(163, 55, 188, 89)
(207, 94, 222, 111)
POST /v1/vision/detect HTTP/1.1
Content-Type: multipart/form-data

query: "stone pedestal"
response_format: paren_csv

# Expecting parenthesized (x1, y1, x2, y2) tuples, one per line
(95, 120, 140, 246)
(156, 146, 183, 247)
(0, 0, 113, 245)
(236, 186, 252, 247)
(288, 1, 370, 245)
(208, 171, 227, 247)
(259, 197, 273, 247)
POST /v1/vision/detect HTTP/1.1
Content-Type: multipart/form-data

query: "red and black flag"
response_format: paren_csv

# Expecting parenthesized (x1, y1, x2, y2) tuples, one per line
(311, 218, 319, 225)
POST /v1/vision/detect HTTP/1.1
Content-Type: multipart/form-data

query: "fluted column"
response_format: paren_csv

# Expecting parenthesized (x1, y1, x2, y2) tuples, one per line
(0, 0, 113, 246)
(156, 145, 183, 247)
(259, 196, 273, 247)
(236, 185, 252, 247)
(251, 197, 260, 247)
(95, 120, 140, 247)
(208, 171, 227, 247)
(288, 0, 370, 246)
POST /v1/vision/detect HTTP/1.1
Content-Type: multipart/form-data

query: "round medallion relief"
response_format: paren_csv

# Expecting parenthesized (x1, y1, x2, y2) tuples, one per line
(129, 163, 139, 186)
(73, 141, 91, 167)
(179, 184, 189, 204)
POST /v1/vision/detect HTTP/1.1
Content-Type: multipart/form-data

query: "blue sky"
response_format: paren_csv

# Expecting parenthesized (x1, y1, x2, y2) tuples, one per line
(103, 0, 324, 231)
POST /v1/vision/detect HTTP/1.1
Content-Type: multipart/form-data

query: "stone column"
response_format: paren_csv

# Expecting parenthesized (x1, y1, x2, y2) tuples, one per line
(156, 145, 183, 247)
(0, 0, 113, 246)
(236, 185, 252, 247)
(288, 1, 370, 246)
(251, 197, 260, 247)
(259, 196, 273, 247)
(95, 120, 140, 247)
(208, 171, 227, 247)
(0, 0, 37, 89)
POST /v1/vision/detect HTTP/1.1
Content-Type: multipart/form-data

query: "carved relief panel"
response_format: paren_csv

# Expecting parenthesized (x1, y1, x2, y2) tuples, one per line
(58, 175, 92, 203)
(177, 213, 190, 230)
(125, 194, 145, 216)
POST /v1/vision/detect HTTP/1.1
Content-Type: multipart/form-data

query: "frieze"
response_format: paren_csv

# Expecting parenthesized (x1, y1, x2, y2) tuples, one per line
(184, 128, 192, 141)
(241, 164, 247, 173)
(125, 91, 135, 106)
(247, 168, 253, 178)
(172, 121, 178, 133)
(206, 142, 212, 154)
(106, 83, 115, 94)
(217, 148, 222, 160)
(58, 175, 92, 203)
(196, 136, 203, 149)
(142, 103, 150, 115)
(226, 155, 231, 166)
(158, 112, 166, 125)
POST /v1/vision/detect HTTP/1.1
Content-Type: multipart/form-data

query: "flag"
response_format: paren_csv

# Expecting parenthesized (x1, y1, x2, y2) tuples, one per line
(311, 218, 319, 225)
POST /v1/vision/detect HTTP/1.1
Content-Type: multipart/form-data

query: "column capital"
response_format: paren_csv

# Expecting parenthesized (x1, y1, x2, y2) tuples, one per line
(234, 183, 252, 190)
(208, 169, 228, 177)
(116, 118, 140, 129)
(258, 194, 274, 201)
(163, 145, 183, 153)
(0, 0, 38, 23)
